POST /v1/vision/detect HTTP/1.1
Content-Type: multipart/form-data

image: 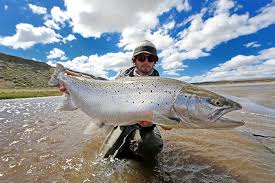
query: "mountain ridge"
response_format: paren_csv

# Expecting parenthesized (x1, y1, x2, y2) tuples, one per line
(0, 52, 54, 88)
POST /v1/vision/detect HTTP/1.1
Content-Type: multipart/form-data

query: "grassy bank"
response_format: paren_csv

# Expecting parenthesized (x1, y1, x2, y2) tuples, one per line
(0, 88, 62, 99)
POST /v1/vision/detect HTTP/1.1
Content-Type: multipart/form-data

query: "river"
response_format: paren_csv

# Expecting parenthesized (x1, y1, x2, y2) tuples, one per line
(0, 84, 275, 182)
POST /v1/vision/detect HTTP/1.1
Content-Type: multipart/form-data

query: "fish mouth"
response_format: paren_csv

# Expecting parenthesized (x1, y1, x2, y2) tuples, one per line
(209, 101, 242, 122)
(208, 107, 236, 122)
(212, 117, 245, 129)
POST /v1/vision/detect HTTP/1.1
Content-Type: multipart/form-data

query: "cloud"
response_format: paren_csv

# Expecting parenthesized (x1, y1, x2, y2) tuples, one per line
(4, 5, 8, 10)
(52, 52, 133, 79)
(181, 0, 192, 12)
(118, 23, 209, 74)
(185, 47, 275, 83)
(150, 0, 273, 76)
(44, 19, 60, 30)
(35, 0, 275, 80)
(0, 23, 61, 49)
(115, 0, 275, 76)
(44, 6, 70, 30)
(47, 48, 67, 60)
(176, 0, 275, 53)
(62, 34, 76, 43)
(28, 4, 47, 15)
(63, 0, 189, 38)
(244, 41, 261, 48)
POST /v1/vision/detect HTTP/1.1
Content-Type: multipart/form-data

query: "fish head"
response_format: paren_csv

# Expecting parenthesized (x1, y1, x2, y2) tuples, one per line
(173, 84, 243, 129)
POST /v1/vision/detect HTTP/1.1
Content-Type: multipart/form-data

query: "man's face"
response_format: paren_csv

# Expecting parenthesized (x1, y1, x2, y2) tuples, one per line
(133, 53, 157, 75)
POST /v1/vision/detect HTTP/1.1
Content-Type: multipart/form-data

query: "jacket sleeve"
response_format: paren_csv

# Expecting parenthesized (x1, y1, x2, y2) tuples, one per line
(116, 69, 127, 79)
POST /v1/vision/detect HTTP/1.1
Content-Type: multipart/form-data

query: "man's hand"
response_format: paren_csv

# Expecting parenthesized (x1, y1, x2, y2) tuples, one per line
(64, 70, 81, 77)
(58, 70, 80, 94)
(58, 83, 69, 94)
(138, 120, 153, 127)
(159, 125, 172, 131)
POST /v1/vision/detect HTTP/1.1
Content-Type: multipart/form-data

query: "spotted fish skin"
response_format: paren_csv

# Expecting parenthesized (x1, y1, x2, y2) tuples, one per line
(49, 64, 244, 129)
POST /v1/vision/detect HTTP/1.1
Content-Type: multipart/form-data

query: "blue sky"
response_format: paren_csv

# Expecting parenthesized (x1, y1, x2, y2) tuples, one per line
(0, 0, 275, 82)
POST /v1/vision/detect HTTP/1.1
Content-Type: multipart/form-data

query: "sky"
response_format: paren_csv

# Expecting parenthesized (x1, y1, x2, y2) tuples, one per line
(0, 0, 275, 82)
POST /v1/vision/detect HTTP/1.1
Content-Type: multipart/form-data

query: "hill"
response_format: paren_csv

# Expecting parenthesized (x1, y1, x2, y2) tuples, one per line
(0, 52, 54, 88)
(0, 52, 108, 89)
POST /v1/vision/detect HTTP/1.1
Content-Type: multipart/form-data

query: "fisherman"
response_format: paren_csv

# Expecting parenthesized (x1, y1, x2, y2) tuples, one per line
(59, 40, 171, 161)
(110, 40, 172, 161)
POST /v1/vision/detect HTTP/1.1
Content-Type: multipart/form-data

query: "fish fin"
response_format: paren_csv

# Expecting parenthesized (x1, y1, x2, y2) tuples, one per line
(152, 112, 180, 127)
(48, 63, 66, 86)
(83, 121, 107, 135)
(57, 94, 78, 111)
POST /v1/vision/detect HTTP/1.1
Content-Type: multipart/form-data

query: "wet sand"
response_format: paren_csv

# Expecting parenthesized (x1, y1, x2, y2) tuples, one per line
(0, 83, 275, 182)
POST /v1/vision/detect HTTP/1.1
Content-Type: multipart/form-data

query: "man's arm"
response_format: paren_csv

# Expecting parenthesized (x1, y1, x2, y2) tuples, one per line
(58, 70, 81, 94)
(138, 121, 172, 130)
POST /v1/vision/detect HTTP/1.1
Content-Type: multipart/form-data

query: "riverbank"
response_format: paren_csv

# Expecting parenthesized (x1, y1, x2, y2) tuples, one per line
(0, 88, 61, 99)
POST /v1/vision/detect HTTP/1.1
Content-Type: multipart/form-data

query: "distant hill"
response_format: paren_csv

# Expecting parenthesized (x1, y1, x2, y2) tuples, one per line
(0, 52, 54, 88)
(0, 52, 106, 89)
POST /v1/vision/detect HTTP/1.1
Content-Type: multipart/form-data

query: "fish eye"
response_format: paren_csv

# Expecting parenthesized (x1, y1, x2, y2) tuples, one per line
(209, 98, 224, 107)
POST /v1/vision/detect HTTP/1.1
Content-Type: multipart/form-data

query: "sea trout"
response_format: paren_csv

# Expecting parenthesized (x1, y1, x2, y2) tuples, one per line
(49, 64, 244, 129)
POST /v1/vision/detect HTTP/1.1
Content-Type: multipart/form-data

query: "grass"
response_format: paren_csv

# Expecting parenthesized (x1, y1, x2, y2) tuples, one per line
(0, 88, 62, 99)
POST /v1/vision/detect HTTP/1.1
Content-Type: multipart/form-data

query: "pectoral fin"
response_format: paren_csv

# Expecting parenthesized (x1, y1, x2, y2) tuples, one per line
(152, 112, 180, 127)
(57, 93, 78, 111)
(83, 121, 111, 135)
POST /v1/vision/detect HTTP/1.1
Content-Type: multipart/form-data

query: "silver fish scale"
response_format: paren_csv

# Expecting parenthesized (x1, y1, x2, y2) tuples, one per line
(60, 75, 184, 124)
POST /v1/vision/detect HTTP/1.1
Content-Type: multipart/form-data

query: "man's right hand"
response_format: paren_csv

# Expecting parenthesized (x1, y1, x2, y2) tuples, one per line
(58, 83, 69, 94)
(58, 70, 80, 94)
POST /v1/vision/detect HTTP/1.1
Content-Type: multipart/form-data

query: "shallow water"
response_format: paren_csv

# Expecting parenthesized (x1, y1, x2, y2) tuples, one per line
(0, 84, 275, 183)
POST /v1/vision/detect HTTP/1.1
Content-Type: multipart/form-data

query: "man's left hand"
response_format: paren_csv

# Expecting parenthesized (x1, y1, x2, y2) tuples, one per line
(159, 125, 172, 130)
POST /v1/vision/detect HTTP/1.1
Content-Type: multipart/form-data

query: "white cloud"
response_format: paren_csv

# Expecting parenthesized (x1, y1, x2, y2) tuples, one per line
(42, 0, 275, 79)
(148, 0, 274, 76)
(116, 0, 275, 76)
(176, 0, 275, 52)
(0, 23, 61, 49)
(4, 5, 8, 10)
(54, 52, 133, 79)
(64, 0, 189, 38)
(44, 6, 70, 30)
(258, 47, 275, 59)
(62, 34, 76, 43)
(47, 48, 67, 60)
(214, 0, 235, 15)
(28, 4, 47, 15)
(162, 20, 176, 31)
(46, 60, 56, 67)
(244, 41, 261, 48)
(44, 19, 60, 30)
(181, 0, 192, 12)
(186, 47, 275, 83)
(51, 6, 70, 25)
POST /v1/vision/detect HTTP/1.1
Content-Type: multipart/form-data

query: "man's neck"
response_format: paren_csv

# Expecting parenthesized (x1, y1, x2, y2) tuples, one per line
(134, 68, 154, 76)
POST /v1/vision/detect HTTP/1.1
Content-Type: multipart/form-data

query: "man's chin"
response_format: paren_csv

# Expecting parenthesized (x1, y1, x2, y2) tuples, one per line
(140, 68, 152, 74)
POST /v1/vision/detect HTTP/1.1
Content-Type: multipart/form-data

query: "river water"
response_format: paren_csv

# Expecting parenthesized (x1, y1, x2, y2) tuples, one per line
(0, 84, 275, 183)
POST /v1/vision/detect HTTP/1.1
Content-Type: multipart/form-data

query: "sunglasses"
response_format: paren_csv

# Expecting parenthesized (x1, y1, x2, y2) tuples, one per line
(135, 54, 157, 63)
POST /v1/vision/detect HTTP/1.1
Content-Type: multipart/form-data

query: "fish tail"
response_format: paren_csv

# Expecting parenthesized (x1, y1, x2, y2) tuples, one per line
(48, 63, 66, 86)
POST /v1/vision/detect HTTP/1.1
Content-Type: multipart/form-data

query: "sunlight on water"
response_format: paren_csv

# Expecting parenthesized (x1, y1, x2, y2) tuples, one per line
(0, 84, 275, 182)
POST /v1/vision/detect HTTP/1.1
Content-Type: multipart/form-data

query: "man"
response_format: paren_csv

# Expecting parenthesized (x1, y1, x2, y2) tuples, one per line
(109, 40, 169, 161)
(59, 40, 170, 161)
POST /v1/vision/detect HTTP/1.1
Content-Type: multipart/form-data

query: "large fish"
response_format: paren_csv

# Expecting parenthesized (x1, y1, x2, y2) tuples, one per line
(49, 64, 244, 129)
